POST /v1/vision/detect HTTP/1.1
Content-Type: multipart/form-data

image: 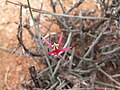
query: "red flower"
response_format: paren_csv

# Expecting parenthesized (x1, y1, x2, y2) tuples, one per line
(42, 34, 70, 56)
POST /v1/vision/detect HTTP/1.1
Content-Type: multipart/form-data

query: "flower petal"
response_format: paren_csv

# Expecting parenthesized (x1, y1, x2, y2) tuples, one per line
(46, 49, 59, 54)
(58, 33, 63, 46)
(42, 37, 52, 48)
(59, 47, 70, 52)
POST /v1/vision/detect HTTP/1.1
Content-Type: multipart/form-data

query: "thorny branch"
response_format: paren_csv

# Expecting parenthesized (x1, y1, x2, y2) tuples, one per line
(16, 5, 41, 57)
(77, 19, 111, 68)
(6, 0, 120, 89)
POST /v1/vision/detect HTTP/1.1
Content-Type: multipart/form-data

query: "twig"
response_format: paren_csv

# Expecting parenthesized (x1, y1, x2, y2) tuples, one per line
(37, 64, 55, 78)
(102, 46, 120, 55)
(58, 0, 66, 13)
(95, 80, 116, 88)
(6, 0, 21, 6)
(26, 0, 39, 37)
(79, 11, 86, 69)
(43, 16, 55, 37)
(0, 46, 20, 55)
(66, 1, 83, 14)
(6, 0, 36, 10)
(63, 32, 72, 48)
(50, 0, 56, 12)
(4, 66, 10, 90)
(29, 66, 40, 88)
(56, 80, 69, 89)
(24, 17, 34, 39)
(99, 43, 118, 51)
(98, 68, 120, 86)
(61, 29, 80, 32)
(112, 74, 120, 78)
(33, 9, 109, 20)
(48, 81, 59, 90)
(12, 44, 21, 53)
(51, 58, 62, 79)
(68, 48, 75, 73)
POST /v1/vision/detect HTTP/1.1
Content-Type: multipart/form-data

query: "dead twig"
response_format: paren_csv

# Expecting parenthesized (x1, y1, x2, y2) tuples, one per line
(0, 46, 21, 55)
(4, 66, 10, 90)
(102, 46, 120, 55)
(29, 66, 40, 88)
(33, 9, 109, 20)
(66, 0, 83, 14)
(98, 68, 120, 86)
(68, 48, 75, 73)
